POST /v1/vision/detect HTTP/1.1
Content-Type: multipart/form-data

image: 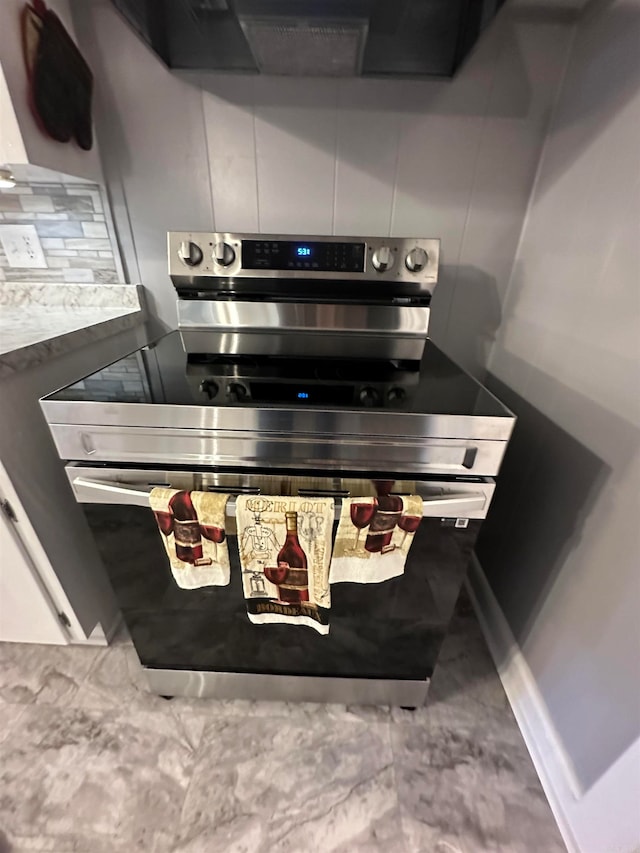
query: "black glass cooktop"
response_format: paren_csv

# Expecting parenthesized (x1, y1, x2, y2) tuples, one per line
(46, 330, 512, 419)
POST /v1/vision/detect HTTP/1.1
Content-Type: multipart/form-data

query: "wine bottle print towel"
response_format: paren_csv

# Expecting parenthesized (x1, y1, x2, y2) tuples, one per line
(329, 495, 423, 584)
(235, 495, 334, 634)
(150, 488, 230, 589)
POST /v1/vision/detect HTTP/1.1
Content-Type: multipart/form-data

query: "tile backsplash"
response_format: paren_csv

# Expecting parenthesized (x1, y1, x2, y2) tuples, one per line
(0, 182, 120, 284)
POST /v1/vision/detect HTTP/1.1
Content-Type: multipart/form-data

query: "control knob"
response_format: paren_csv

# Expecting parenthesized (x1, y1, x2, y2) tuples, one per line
(199, 379, 219, 400)
(405, 247, 429, 273)
(359, 386, 382, 407)
(213, 241, 236, 267)
(371, 246, 395, 272)
(387, 386, 406, 404)
(227, 382, 248, 402)
(178, 240, 203, 267)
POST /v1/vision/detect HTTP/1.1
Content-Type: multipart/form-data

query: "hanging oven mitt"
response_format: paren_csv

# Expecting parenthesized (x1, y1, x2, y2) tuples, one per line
(150, 488, 230, 589)
(329, 495, 423, 584)
(235, 495, 334, 635)
(21, 0, 94, 149)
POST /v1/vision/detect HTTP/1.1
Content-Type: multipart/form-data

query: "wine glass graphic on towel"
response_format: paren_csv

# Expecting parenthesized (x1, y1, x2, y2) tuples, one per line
(350, 500, 377, 550)
(200, 524, 225, 562)
(154, 511, 173, 538)
(398, 512, 421, 548)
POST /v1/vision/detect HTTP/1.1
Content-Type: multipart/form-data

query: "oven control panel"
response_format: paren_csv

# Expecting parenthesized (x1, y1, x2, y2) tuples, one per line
(185, 355, 420, 410)
(189, 376, 416, 409)
(242, 239, 366, 273)
(169, 232, 440, 292)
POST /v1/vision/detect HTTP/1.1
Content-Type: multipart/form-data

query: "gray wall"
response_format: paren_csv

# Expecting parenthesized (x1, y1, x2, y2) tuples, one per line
(72, 0, 575, 377)
(477, 0, 640, 792)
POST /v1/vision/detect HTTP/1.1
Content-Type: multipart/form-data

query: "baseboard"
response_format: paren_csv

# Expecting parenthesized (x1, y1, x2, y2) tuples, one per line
(465, 555, 581, 853)
(70, 613, 122, 646)
(100, 611, 124, 644)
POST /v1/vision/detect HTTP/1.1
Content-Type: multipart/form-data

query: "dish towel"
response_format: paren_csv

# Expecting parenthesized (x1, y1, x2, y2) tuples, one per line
(236, 495, 334, 634)
(150, 488, 230, 589)
(329, 495, 423, 584)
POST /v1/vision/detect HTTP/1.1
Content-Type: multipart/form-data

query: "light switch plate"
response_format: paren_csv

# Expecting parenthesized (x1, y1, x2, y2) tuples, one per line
(0, 224, 47, 268)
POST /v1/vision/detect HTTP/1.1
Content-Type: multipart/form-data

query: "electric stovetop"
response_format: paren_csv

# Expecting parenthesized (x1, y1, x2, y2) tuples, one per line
(45, 330, 512, 423)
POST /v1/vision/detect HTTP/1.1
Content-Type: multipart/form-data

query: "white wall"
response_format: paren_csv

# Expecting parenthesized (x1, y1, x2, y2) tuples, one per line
(72, 0, 576, 377)
(476, 0, 640, 845)
(0, 63, 28, 165)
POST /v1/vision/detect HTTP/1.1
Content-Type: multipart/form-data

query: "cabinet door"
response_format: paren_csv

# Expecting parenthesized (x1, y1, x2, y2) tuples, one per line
(0, 510, 68, 644)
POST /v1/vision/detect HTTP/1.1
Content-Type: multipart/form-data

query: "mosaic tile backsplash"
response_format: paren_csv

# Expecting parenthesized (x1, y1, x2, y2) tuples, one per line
(0, 182, 120, 285)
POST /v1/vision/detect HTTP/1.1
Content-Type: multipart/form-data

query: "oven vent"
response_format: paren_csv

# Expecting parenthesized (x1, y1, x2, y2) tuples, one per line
(238, 17, 368, 77)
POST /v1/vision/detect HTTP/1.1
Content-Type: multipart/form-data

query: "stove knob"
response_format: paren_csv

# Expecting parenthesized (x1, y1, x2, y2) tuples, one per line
(213, 241, 236, 267)
(227, 382, 248, 402)
(405, 247, 429, 273)
(199, 379, 219, 399)
(387, 386, 406, 404)
(371, 246, 395, 272)
(359, 386, 381, 407)
(178, 240, 203, 267)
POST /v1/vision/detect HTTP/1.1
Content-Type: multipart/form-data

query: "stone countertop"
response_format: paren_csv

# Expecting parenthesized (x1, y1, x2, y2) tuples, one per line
(0, 283, 145, 379)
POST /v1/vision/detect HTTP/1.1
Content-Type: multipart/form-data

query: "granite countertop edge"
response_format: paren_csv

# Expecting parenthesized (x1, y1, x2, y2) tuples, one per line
(0, 284, 146, 379)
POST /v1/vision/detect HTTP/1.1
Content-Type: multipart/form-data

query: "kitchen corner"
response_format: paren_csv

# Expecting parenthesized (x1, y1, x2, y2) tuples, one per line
(0, 281, 144, 378)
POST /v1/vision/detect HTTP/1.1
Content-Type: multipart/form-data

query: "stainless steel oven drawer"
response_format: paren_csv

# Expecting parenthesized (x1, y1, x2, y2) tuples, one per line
(49, 424, 509, 477)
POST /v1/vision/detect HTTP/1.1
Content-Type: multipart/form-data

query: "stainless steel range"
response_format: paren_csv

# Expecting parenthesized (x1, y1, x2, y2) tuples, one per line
(40, 232, 515, 707)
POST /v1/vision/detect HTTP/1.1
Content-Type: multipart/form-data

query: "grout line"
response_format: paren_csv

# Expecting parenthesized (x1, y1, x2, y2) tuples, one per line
(252, 80, 261, 233)
(331, 81, 340, 236)
(387, 107, 403, 238)
(385, 716, 410, 849)
(200, 83, 217, 232)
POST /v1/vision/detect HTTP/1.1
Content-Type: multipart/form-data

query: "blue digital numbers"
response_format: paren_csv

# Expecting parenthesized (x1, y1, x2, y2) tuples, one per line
(296, 247, 311, 256)
(297, 391, 310, 399)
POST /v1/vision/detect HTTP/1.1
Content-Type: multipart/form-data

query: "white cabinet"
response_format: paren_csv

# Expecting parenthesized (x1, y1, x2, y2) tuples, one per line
(0, 499, 68, 644)
(0, 460, 94, 645)
(0, 0, 103, 182)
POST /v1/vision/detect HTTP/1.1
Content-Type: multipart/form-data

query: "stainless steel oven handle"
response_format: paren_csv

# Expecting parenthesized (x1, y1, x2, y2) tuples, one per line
(73, 477, 155, 507)
(72, 477, 487, 518)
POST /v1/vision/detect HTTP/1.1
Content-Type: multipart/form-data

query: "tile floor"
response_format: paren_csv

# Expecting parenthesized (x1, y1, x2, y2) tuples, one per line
(0, 590, 565, 853)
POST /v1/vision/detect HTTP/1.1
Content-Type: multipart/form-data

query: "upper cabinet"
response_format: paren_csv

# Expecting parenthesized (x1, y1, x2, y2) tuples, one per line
(112, 0, 506, 79)
(0, 0, 103, 183)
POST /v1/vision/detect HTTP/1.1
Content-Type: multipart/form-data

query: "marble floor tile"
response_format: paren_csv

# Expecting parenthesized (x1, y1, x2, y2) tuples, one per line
(390, 714, 565, 853)
(0, 590, 565, 853)
(0, 644, 100, 706)
(0, 704, 28, 744)
(0, 705, 202, 853)
(197, 697, 391, 725)
(173, 716, 399, 853)
(71, 643, 189, 713)
(74, 644, 390, 728)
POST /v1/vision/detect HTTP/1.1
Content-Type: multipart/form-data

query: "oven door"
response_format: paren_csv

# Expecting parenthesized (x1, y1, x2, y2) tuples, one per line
(69, 465, 493, 705)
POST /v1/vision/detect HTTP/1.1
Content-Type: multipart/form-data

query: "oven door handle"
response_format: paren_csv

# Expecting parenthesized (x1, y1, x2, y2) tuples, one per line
(72, 477, 488, 518)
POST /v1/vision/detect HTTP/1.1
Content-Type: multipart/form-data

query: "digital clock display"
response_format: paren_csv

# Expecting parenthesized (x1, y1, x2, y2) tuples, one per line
(242, 240, 365, 272)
